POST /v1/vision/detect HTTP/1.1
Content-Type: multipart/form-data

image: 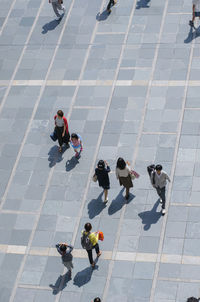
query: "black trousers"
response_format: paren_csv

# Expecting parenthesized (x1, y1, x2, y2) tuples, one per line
(87, 243, 100, 264)
(55, 126, 70, 147)
(156, 186, 166, 209)
(107, 0, 114, 10)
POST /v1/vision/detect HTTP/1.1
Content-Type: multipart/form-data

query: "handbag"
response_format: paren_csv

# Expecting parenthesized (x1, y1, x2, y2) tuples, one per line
(92, 174, 97, 182)
(50, 130, 57, 142)
(131, 170, 140, 179)
(98, 231, 104, 241)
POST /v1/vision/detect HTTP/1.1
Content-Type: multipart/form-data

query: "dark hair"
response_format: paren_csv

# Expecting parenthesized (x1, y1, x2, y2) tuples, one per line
(97, 160, 105, 169)
(116, 157, 126, 170)
(84, 222, 92, 232)
(155, 164, 162, 171)
(60, 244, 66, 252)
(71, 133, 79, 140)
(57, 110, 64, 117)
(94, 298, 101, 302)
(187, 298, 200, 302)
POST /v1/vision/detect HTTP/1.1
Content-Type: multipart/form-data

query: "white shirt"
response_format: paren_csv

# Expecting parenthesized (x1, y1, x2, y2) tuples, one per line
(193, 0, 200, 12)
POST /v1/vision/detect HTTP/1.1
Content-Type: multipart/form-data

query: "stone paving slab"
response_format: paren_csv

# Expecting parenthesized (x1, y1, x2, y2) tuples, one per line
(0, 0, 200, 301)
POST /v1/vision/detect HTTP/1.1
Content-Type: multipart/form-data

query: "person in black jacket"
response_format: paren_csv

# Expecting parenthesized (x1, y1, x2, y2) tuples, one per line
(94, 160, 110, 204)
(187, 298, 200, 302)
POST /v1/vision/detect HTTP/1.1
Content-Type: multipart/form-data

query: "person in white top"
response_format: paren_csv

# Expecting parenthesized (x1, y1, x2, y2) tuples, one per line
(116, 157, 133, 200)
(49, 0, 66, 21)
(189, 0, 200, 27)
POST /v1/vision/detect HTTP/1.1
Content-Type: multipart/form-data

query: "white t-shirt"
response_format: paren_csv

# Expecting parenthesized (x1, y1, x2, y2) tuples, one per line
(193, 0, 200, 12)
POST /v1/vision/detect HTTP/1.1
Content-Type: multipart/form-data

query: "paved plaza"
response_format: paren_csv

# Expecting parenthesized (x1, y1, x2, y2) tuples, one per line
(0, 0, 200, 301)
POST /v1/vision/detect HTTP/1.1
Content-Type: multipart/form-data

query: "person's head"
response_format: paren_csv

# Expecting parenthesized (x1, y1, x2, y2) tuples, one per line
(97, 160, 105, 170)
(71, 133, 79, 143)
(94, 298, 101, 302)
(116, 157, 126, 170)
(84, 222, 92, 232)
(155, 164, 162, 175)
(187, 298, 200, 302)
(59, 244, 67, 253)
(57, 110, 64, 119)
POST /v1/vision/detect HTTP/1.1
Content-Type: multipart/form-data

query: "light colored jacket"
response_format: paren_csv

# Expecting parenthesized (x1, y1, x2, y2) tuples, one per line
(116, 166, 130, 179)
(151, 170, 170, 188)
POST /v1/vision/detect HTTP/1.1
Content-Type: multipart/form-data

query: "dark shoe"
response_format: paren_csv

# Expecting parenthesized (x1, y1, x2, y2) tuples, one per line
(107, 8, 111, 13)
(97, 251, 102, 257)
(91, 262, 95, 268)
(189, 20, 194, 27)
(125, 194, 129, 200)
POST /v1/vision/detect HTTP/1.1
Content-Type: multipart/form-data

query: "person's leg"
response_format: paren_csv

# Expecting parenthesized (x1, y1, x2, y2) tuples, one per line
(104, 189, 108, 202)
(125, 187, 129, 199)
(107, 0, 112, 11)
(94, 243, 101, 257)
(52, 2, 62, 18)
(160, 187, 166, 209)
(57, 2, 66, 13)
(156, 187, 162, 200)
(87, 249, 94, 265)
(55, 127, 63, 149)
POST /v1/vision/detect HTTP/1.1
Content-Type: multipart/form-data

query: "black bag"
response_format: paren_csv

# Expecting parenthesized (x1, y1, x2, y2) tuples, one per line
(81, 232, 93, 250)
(50, 129, 57, 142)
(147, 164, 156, 185)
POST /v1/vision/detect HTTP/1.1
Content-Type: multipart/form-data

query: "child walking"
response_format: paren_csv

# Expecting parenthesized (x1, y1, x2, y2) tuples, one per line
(56, 242, 73, 277)
(94, 160, 110, 203)
(70, 133, 83, 158)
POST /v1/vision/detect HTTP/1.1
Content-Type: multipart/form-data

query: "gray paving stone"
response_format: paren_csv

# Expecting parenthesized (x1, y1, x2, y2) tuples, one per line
(163, 238, 184, 254)
(9, 230, 31, 245)
(155, 281, 178, 300)
(133, 262, 155, 279)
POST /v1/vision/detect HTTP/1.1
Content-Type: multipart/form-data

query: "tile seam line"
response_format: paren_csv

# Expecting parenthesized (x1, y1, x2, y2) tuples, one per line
(150, 10, 197, 302)
(5, 0, 80, 301)
(103, 1, 173, 301)
(0, 0, 18, 35)
(0, 0, 46, 116)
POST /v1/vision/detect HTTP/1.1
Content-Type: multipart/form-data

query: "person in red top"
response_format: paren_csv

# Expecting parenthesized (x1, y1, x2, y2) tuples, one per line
(54, 110, 70, 152)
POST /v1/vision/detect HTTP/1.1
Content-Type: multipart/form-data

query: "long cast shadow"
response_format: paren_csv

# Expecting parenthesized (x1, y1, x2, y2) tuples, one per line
(73, 265, 98, 287)
(48, 144, 69, 168)
(184, 26, 200, 43)
(65, 156, 79, 172)
(136, 0, 151, 9)
(138, 200, 162, 231)
(87, 192, 106, 219)
(108, 188, 135, 215)
(42, 19, 61, 34)
(49, 272, 71, 295)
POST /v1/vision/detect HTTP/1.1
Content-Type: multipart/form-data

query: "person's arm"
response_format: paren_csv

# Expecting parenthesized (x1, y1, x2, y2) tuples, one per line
(66, 245, 73, 254)
(165, 173, 171, 183)
(63, 117, 68, 133)
(115, 168, 119, 179)
(105, 161, 110, 172)
(58, 0, 62, 4)
(62, 121, 66, 137)
(55, 244, 62, 255)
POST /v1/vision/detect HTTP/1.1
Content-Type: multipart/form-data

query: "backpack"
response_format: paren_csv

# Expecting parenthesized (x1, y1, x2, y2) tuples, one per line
(147, 164, 156, 185)
(81, 232, 93, 250)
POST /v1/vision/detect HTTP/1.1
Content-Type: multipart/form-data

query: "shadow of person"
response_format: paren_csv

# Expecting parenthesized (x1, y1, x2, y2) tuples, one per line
(136, 0, 150, 9)
(96, 10, 110, 21)
(184, 26, 200, 43)
(48, 145, 64, 168)
(88, 192, 106, 219)
(138, 200, 162, 231)
(42, 19, 61, 34)
(108, 188, 135, 215)
(65, 156, 79, 172)
(49, 272, 71, 295)
(73, 266, 98, 287)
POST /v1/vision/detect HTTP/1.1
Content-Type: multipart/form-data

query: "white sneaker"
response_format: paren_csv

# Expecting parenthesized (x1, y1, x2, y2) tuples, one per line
(162, 209, 166, 215)
(159, 198, 163, 204)
(62, 6, 66, 13)
(55, 16, 61, 21)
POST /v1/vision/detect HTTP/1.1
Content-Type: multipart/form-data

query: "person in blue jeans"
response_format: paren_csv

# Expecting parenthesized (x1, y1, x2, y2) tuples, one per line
(56, 243, 73, 277)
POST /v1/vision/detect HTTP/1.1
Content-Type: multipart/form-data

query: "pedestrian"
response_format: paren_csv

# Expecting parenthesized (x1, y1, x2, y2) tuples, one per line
(81, 223, 102, 268)
(55, 242, 73, 277)
(115, 157, 133, 200)
(70, 133, 83, 158)
(93, 160, 110, 204)
(107, 0, 117, 13)
(49, 0, 66, 21)
(150, 164, 170, 216)
(93, 298, 101, 302)
(189, 0, 200, 28)
(187, 298, 200, 302)
(53, 110, 70, 152)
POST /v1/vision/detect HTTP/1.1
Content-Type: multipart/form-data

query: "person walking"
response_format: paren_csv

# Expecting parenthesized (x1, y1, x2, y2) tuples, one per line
(54, 110, 70, 152)
(94, 160, 110, 204)
(49, 0, 66, 20)
(150, 164, 170, 216)
(107, 0, 117, 13)
(116, 157, 133, 200)
(189, 0, 200, 28)
(70, 133, 83, 158)
(81, 223, 102, 268)
(187, 298, 200, 302)
(55, 242, 73, 277)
